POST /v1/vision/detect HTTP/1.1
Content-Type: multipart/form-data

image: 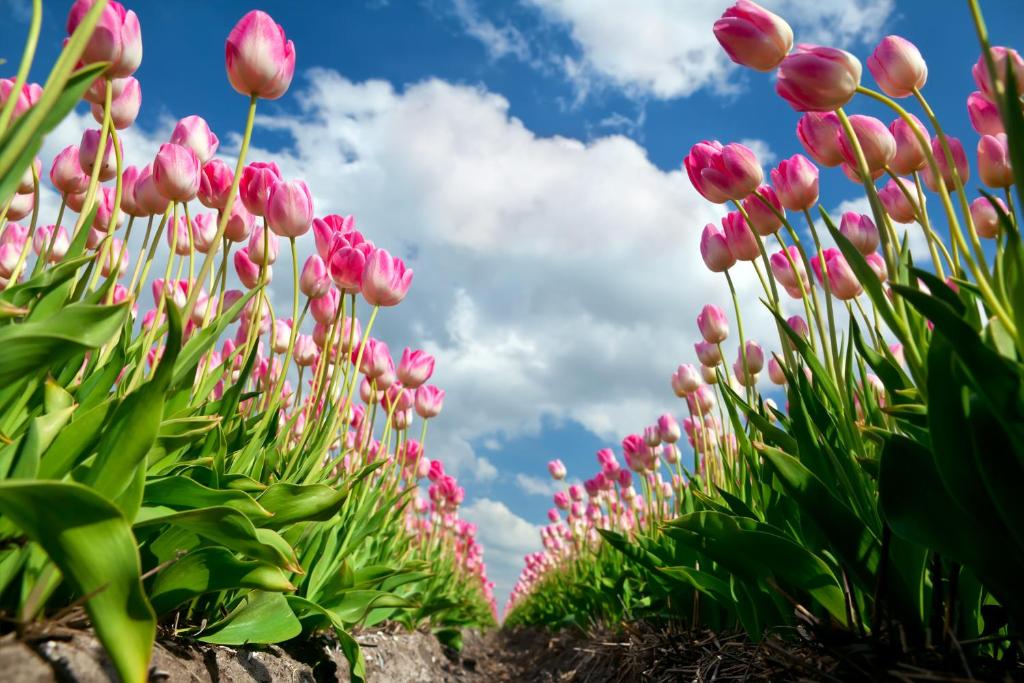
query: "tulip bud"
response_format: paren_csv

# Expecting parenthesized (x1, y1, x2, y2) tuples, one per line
(247, 225, 279, 266)
(878, 177, 920, 224)
(79, 129, 119, 181)
(888, 115, 928, 175)
(694, 341, 722, 367)
(50, 145, 89, 196)
(239, 161, 282, 217)
(66, 0, 143, 78)
(299, 255, 331, 299)
(770, 154, 819, 211)
(33, 225, 69, 263)
(272, 318, 291, 354)
(166, 214, 192, 255)
(398, 348, 435, 388)
(90, 77, 141, 129)
(776, 45, 861, 112)
(921, 135, 969, 192)
(0, 78, 42, 120)
(865, 252, 887, 283)
(191, 212, 218, 254)
(293, 334, 318, 367)
(786, 314, 810, 340)
(224, 199, 255, 242)
(266, 179, 314, 237)
(713, 0, 793, 72)
(310, 286, 340, 325)
(134, 164, 170, 215)
(867, 36, 927, 99)
(697, 304, 729, 344)
(978, 134, 1013, 188)
(972, 46, 1024, 101)
(768, 356, 786, 385)
(769, 245, 809, 297)
(6, 192, 35, 222)
(153, 143, 201, 201)
(361, 248, 413, 307)
(838, 115, 896, 177)
(226, 10, 296, 100)
(684, 140, 763, 203)
(657, 414, 681, 444)
(234, 247, 267, 289)
(671, 364, 702, 397)
(967, 91, 1003, 136)
(199, 158, 234, 209)
(811, 248, 862, 300)
(699, 223, 735, 272)
(415, 385, 445, 418)
(839, 212, 879, 255)
(742, 185, 784, 236)
(547, 459, 567, 480)
(170, 115, 219, 165)
(722, 210, 759, 261)
(970, 196, 1007, 239)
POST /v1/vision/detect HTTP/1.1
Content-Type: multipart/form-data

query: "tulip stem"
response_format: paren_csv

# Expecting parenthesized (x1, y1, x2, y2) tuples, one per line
(0, 0, 41, 136)
(71, 78, 113, 241)
(129, 202, 179, 391)
(8, 166, 41, 285)
(723, 269, 752, 406)
(268, 236, 301, 417)
(184, 94, 258, 323)
(802, 209, 842, 384)
(882, 167, 945, 278)
(36, 196, 66, 276)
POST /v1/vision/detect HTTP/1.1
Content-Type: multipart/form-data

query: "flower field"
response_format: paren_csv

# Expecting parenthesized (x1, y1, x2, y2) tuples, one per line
(0, 3, 494, 682)
(505, 0, 1024, 678)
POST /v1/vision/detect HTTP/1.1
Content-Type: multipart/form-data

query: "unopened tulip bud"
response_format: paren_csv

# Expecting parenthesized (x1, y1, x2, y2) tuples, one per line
(398, 348, 435, 388)
(199, 158, 234, 209)
(547, 459, 567, 480)
(970, 196, 1007, 239)
(79, 129, 119, 181)
(865, 252, 887, 283)
(657, 414, 681, 443)
(66, 0, 143, 78)
(266, 179, 314, 237)
(978, 134, 1013, 188)
(888, 115, 928, 175)
(700, 223, 735, 272)
(742, 185, 784, 236)
(713, 0, 793, 72)
(361, 248, 413, 307)
(671, 364, 702, 397)
(768, 356, 786, 385)
(33, 225, 69, 262)
(812, 248, 862, 300)
(247, 225, 279, 266)
(769, 245, 809, 296)
(921, 135, 969, 192)
(770, 154, 819, 211)
(166, 214, 192, 255)
(776, 45, 861, 112)
(694, 340, 722, 367)
(967, 91, 1003, 136)
(684, 140, 763, 203)
(972, 46, 1024, 101)
(191, 213, 217, 254)
(50, 145, 89, 196)
(223, 200, 255, 242)
(867, 36, 927, 99)
(6, 192, 34, 222)
(878, 177, 920, 224)
(234, 247, 266, 289)
(134, 164, 170, 215)
(153, 143, 201, 202)
(797, 112, 844, 167)
(239, 161, 282, 217)
(840, 212, 879, 255)
(170, 115, 219, 164)
(226, 10, 296, 100)
(90, 77, 140, 130)
(272, 319, 291, 354)
(300, 255, 331, 299)
(0, 78, 42, 119)
(697, 304, 729, 344)
(838, 115, 896, 176)
(722, 210, 760, 262)
(415, 385, 445, 418)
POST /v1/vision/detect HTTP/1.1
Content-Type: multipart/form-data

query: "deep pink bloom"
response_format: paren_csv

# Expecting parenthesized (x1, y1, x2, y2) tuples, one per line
(361, 248, 413, 307)
(921, 135, 969, 192)
(888, 114, 928, 175)
(972, 46, 1024, 101)
(722, 211, 759, 261)
(119, 165, 146, 218)
(225, 10, 296, 99)
(300, 255, 331, 298)
(224, 200, 255, 242)
(199, 158, 234, 209)
(266, 179, 314, 237)
(796, 112, 844, 167)
(234, 247, 267, 289)
(742, 185, 784, 236)
(170, 115, 219, 164)
(66, 0, 143, 78)
(547, 459, 567, 480)
(838, 115, 896, 177)
(839, 212, 879, 255)
(970, 196, 1007, 239)
(329, 245, 366, 293)
(697, 304, 729, 344)
(50, 145, 89, 195)
(0, 79, 42, 120)
(415, 385, 445, 419)
(90, 76, 140, 129)
(153, 143, 201, 201)
(770, 154, 819, 211)
(776, 44, 862, 112)
(978, 133, 1013, 188)
(239, 161, 282, 217)
(712, 0, 793, 72)
(967, 91, 1003, 136)
(398, 348, 435, 388)
(310, 287, 340, 325)
(699, 223, 735, 272)
(313, 214, 355, 260)
(878, 177, 920, 224)
(684, 140, 763, 203)
(769, 245, 809, 297)
(79, 129, 119, 181)
(867, 36, 927, 98)
(811, 248, 862, 300)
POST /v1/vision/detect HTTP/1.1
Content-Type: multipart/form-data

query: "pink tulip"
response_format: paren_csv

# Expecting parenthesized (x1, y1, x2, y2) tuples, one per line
(699, 223, 735, 272)
(864, 252, 887, 283)
(770, 154, 819, 211)
(310, 287, 340, 325)
(166, 214, 192, 255)
(1, 224, 27, 248)
(247, 225, 279, 265)
(971, 196, 1007, 239)
(839, 212, 879, 255)
(0, 79, 42, 120)
(198, 158, 234, 209)
(293, 334, 318, 367)
(118, 165, 146, 218)
(134, 164, 170, 216)
(93, 186, 123, 232)
(170, 115, 220, 164)
(796, 112, 844, 167)
(191, 213, 217, 254)
(697, 304, 729, 343)
(50, 145, 89, 196)
(878, 177, 920, 224)
(66, 0, 142, 78)
(329, 245, 366, 293)
(300, 255, 331, 298)
(361, 248, 413, 307)
(967, 91, 1003, 136)
(888, 115, 929, 176)
(547, 459, 567, 480)
(722, 210, 760, 261)
(769, 245, 809, 297)
(776, 44, 862, 112)
(0, 243, 20, 278)
(398, 348, 435, 388)
(787, 314, 810, 340)
(313, 214, 356, 261)
(415, 385, 445, 418)
(972, 46, 1024, 101)
(153, 143, 201, 202)
(671, 364, 702, 397)
(713, 0, 793, 72)
(6, 192, 34, 222)
(768, 356, 786, 385)
(867, 36, 927, 98)
(811, 248, 862, 300)
(978, 134, 1013, 188)
(225, 10, 296, 100)
(694, 341, 722, 367)
(684, 140, 763, 203)
(272, 318, 291, 354)
(79, 129, 119, 181)
(224, 199, 255, 242)
(266, 179, 314, 237)
(32, 225, 69, 262)
(657, 414, 681, 444)
(90, 76, 140, 129)
(742, 185, 784, 236)
(921, 135, 969, 192)
(234, 247, 266, 289)
(838, 115, 896, 176)
(239, 161, 282, 217)
(738, 340, 764, 374)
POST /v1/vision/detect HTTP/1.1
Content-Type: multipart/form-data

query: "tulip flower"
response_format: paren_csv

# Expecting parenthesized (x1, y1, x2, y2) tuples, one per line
(170, 115, 220, 164)
(234, 247, 268, 289)
(398, 348, 435, 388)
(547, 459, 567, 480)
(313, 214, 356, 260)
(657, 414, 681, 444)
(972, 46, 1024, 101)
(970, 196, 1007, 239)
(697, 304, 729, 343)
(776, 44, 862, 112)
(293, 334, 318, 367)
(811, 247, 862, 300)
(722, 211, 760, 261)
(888, 115, 928, 175)
(864, 252, 887, 283)
(694, 341, 722, 367)
(787, 314, 810, 341)
(0, 79, 42, 120)
(271, 319, 291, 354)
(796, 112, 844, 167)
(770, 154, 819, 211)
(66, 0, 143, 78)
(199, 158, 234, 209)
(90, 77, 141, 129)
(189, 213, 217, 254)
(79, 129, 119, 181)
(361, 248, 413, 307)
(967, 91, 1003, 136)
(239, 161, 282, 217)
(226, 10, 296, 100)
(415, 385, 445, 419)
(713, 0, 793, 72)
(699, 223, 736, 272)
(867, 36, 928, 98)
(684, 140, 763, 203)
(134, 164, 170, 215)
(299, 255, 331, 299)
(309, 286, 340, 325)
(50, 145, 89, 196)
(166, 214, 192, 255)
(671, 364, 702, 397)
(978, 134, 1013, 188)
(247, 225, 279, 266)
(921, 135, 969, 191)
(153, 143, 201, 202)
(224, 199, 255, 242)
(768, 356, 786, 385)
(32, 225, 69, 263)
(878, 177, 920, 224)
(838, 115, 896, 177)
(266, 179, 314, 237)
(769, 246, 809, 297)
(742, 185, 784, 236)
(6, 192, 35, 222)
(839, 212, 880, 255)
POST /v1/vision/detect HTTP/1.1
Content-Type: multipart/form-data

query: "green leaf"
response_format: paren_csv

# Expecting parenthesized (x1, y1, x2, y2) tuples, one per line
(0, 481, 154, 683)
(149, 547, 295, 615)
(325, 589, 414, 624)
(286, 595, 366, 683)
(142, 476, 272, 520)
(255, 483, 346, 528)
(171, 287, 257, 389)
(198, 591, 301, 645)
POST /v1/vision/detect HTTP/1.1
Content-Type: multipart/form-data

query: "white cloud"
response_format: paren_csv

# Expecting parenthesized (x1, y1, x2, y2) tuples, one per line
(449, 0, 531, 61)
(460, 498, 540, 605)
(514, 473, 580, 498)
(512, 0, 894, 100)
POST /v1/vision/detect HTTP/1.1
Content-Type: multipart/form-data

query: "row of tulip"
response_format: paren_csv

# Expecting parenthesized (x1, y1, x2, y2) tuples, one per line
(0, 3, 494, 682)
(505, 0, 1024, 670)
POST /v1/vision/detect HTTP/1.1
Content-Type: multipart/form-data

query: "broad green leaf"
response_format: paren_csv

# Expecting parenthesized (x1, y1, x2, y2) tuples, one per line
(286, 595, 366, 683)
(256, 482, 346, 528)
(198, 591, 301, 645)
(142, 476, 272, 520)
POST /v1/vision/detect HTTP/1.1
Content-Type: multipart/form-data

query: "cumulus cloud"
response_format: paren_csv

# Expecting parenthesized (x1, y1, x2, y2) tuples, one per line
(515, 473, 581, 497)
(460, 498, 541, 606)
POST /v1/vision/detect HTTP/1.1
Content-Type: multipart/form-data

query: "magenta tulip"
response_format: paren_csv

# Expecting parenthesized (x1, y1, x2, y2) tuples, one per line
(398, 348, 435, 388)
(713, 0, 793, 72)
(878, 177, 920, 224)
(239, 161, 282, 217)
(90, 76, 140, 129)
(199, 158, 234, 209)
(684, 140, 763, 203)
(547, 459, 567, 480)
(224, 200, 255, 242)
(225, 10, 296, 100)
(770, 154, 819, 211)
(776, 45, 861, 112)
(722, 211, 760, 261)
(66, 0, 143, 78)
(234, 247, 267, 289)
(361, 248, 413, 307)
(153, 143, 201, 201)
(742, 185, 784, 235)
(300, 255, 331, 299)
(247, 225, 279, 266)
(134, 164, 169, 216)
(699, 223, 735, 272)
(811, 248, 862, 300)
(978, 134, 1013, 188)
(967, 91, 1003, 136)
(796, 112, 844, 167)
(79, 128, 119, 182)
(0, 79, 42, 120)
(266, 179, 314, 237)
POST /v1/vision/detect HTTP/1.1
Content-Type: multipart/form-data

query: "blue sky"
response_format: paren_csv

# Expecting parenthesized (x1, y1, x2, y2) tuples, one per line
(4, 0, 1023, 606)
